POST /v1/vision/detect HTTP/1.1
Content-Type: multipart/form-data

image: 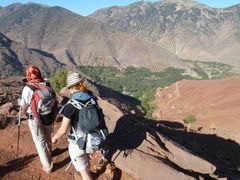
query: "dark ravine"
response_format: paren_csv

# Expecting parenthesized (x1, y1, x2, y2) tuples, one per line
(0, 32, 64, 78)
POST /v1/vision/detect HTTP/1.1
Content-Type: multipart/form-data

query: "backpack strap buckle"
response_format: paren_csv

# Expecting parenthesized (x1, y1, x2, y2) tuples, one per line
(69, 99, 84, 109)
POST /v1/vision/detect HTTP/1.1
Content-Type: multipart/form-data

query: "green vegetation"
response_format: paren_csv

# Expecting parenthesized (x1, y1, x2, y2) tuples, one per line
(50, 70, 67, 92)
(184, 60, 236, 79)
(50, 61, 236, 118)
(183, 114, 197, 132)
(78, 66, 193, 118)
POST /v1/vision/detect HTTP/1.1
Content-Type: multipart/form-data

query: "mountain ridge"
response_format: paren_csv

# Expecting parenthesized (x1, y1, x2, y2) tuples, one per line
(90, 0, 240, 72)
(0, 3, 187, 71)
(0, 32, 64, 78)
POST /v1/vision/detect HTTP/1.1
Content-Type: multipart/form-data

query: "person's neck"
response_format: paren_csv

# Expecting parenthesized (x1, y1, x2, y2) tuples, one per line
(71, 90, 83, 94)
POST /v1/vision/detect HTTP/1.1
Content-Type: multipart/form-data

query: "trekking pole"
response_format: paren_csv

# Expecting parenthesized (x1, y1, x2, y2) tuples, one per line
(16, 106, 21, 157)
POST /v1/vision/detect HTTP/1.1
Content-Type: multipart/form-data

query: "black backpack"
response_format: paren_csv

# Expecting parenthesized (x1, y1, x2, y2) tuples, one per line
(69, 98, 108, 153)
(69, 98, 106, 133)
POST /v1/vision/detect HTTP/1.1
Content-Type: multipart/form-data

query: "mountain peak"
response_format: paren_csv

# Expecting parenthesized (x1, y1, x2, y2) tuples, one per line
(131, 1, 152, 6)
(25, 2, 49, 8)
(4, 3, 23, 10)
(6, 3, 23, 7)
(164, 0, 194, 3)
(161, 0, 210, 9)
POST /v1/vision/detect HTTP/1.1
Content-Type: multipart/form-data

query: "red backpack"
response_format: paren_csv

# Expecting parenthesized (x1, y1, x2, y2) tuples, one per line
(27, 83, 57, 126)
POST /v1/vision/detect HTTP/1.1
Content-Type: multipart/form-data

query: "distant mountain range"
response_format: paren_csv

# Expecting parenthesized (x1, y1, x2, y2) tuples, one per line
(90, 0, 240, 72)
(0, 3, 186, 72)
(0, 0, 240, 74)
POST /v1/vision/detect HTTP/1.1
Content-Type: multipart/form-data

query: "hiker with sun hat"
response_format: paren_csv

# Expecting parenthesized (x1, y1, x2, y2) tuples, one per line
(52, 72, 95, 180)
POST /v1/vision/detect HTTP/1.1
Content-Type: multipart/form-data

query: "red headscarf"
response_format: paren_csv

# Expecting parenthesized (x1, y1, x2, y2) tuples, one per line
(25, 65, 44, 84)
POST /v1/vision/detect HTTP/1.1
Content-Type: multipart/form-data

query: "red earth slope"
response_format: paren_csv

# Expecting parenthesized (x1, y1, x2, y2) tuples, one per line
(153, 76, 240, 143)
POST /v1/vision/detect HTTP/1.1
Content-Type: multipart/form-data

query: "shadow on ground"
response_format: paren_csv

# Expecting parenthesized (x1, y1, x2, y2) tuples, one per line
(52, 147, 68, 158)
(105, 114, 240, 180)
(0, 154, 37, 177)
(52, 148, 70, 172)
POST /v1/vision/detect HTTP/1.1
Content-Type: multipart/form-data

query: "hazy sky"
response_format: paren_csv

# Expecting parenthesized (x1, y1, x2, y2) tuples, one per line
(1, 0, 240, 16)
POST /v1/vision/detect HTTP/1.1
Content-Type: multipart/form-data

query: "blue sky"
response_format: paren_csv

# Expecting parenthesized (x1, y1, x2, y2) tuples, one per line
(1, 0, 240, 16)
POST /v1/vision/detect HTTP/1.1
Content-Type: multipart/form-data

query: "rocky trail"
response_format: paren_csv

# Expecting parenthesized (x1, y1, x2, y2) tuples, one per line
(0, 118, 135, 180)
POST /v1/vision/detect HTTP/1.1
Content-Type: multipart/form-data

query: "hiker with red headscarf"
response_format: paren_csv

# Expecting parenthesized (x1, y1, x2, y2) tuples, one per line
(19, 65, 56, 173)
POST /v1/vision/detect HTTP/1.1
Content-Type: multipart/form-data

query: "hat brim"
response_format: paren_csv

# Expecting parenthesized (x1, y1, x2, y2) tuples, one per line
(67, 80, 82, 88)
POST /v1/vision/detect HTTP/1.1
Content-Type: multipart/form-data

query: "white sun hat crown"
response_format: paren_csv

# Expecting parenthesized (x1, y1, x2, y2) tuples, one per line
(67, 72, 83, 88)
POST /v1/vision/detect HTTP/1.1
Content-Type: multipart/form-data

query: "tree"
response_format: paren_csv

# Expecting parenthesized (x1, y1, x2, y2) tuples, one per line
(183, 114, 197, 132)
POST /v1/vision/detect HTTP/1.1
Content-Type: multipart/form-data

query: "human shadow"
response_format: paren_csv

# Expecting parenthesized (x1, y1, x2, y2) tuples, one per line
(53, 156, 71, 172)
(0, 116, 12, 129)
(106, 114, 147, 162)
(0, 154, 37, 177)
(157, 120, 185, 129)
(92, 114, 144, 179)
(52, 147, 68, 158)
(105, 115, 240, 179)
(51, 144, 70, 171)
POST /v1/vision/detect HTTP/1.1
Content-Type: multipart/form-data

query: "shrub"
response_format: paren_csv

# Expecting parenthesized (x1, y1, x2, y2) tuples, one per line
(183, 114, 197, 132)
(50, 70, 67, 92)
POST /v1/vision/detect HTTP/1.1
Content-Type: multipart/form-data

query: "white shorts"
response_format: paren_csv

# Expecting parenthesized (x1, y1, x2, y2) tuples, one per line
(68, 142, 89, 171)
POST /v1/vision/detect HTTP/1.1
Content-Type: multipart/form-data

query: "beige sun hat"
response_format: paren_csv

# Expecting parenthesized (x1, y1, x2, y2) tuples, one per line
(66, 72, 83, 88)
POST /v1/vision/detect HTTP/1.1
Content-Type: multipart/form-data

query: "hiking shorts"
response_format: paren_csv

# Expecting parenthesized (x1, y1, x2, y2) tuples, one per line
(68, 142, 89, 171)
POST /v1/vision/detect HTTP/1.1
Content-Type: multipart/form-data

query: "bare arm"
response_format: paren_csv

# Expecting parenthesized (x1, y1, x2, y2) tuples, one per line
(52, 116, 71, 143)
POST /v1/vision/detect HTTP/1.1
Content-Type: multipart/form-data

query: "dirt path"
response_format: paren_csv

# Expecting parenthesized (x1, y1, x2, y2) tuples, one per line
(0, 120, 135, 180)
(0, 120, 75, 179)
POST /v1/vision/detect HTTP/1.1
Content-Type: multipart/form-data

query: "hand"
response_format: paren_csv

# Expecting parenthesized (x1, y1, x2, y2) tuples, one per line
(52, 137, 57, 144)
(17, 98, 21, 106)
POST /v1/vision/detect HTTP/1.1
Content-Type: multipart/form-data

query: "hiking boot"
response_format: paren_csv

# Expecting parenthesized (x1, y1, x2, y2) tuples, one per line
(93, 160, 108, 173)
(43, 162, 53, 174)
(105, 163, 116, 179)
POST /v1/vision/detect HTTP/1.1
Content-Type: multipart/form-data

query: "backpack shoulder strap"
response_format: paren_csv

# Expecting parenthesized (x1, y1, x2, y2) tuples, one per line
(90, 98, 96, 105)
(27, 82, 54, 92)
(68, 99, 85, 110)
(26, 84, 37, 92)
